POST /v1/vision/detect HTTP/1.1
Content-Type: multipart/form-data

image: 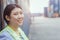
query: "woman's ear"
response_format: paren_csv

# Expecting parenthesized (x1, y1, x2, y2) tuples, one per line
(5, 15, 10, 21)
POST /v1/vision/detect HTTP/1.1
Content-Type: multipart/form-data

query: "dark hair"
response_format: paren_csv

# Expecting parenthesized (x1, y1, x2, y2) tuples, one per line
(3, 4, 22, 24)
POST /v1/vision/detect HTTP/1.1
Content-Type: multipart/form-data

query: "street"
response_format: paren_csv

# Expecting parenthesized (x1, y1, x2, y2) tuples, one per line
(29, 16, 60, 40)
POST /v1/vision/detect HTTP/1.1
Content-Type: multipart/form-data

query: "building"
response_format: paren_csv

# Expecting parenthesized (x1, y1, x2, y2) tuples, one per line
(48, 0, 59, 17)
(58, 0, 60, 16)
(44, 7, 48, 17)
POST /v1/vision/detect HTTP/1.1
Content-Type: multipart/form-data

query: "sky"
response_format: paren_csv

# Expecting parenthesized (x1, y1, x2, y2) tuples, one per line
(30, 0, 49, 13)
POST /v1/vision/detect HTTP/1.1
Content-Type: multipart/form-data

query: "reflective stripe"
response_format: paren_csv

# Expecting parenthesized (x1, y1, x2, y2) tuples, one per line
(0, 25, 29, 40)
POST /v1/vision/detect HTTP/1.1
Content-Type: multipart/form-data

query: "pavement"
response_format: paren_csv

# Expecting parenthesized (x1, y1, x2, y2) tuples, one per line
(29, 16, 60, 40)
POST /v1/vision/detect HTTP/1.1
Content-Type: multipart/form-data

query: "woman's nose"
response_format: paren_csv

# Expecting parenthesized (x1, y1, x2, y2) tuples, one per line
(18, 14, 24, 19)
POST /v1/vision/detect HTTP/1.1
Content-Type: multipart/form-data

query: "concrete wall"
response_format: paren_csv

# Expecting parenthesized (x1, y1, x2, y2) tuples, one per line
(17, 0, 31, 36)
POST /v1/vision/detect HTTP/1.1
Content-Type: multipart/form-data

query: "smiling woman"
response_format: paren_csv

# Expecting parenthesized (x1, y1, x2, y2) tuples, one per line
(0, 4, 29, 40)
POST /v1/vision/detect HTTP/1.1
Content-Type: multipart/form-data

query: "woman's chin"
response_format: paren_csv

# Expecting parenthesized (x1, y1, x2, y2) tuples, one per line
(18, 23, 23, 26)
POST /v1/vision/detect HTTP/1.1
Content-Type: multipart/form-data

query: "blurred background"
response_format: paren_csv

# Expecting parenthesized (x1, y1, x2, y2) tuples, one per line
(1, 0, 60, 40)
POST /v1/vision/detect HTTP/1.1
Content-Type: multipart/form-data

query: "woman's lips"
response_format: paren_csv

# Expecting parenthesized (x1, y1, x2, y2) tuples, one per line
(18, 20, 23, 23)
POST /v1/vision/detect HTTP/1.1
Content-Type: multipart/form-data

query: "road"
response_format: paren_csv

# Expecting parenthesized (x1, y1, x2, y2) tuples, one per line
(29, 16, 60, 40)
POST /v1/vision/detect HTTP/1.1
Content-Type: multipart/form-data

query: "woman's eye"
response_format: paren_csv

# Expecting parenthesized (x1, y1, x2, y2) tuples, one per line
(14, 13, 18, 15)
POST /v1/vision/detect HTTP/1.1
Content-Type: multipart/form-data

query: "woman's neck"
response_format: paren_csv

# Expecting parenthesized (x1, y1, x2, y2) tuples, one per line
(8, 24, 19, 32)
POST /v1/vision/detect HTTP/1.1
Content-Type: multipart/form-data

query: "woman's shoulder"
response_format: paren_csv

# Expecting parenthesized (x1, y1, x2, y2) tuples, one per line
(0, 31, 14, 40)
(0, 26, 8, 34)
(0, 31, 9, 40)
(0, 27, 13, 40)
(0, 25, 11, 34)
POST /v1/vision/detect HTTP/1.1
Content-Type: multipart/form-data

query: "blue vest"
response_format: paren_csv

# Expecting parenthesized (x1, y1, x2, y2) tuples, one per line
(0, 25, 29, 40)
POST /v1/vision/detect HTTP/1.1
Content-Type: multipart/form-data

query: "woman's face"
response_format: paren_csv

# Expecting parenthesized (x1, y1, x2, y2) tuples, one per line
(7, 8, 24, 26)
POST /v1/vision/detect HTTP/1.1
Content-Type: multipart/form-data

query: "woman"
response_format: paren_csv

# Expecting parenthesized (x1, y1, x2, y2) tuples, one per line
(0, 4, 29, 40)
